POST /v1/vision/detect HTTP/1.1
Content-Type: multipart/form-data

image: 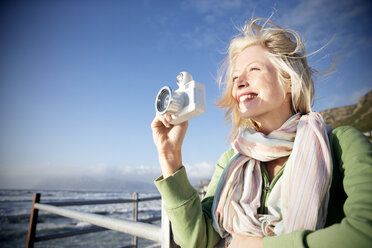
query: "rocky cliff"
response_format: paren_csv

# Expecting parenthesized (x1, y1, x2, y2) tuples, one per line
(320, 90, 372, 132)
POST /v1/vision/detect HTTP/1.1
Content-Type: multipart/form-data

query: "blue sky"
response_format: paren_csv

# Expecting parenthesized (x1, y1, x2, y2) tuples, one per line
(1, 0, 371, 190)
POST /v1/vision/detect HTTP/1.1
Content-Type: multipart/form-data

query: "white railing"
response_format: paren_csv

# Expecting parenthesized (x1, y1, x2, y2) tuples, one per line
(35, 203, 163, 242)
(26, 193, 177, 248)
(363, 130, 372, 137)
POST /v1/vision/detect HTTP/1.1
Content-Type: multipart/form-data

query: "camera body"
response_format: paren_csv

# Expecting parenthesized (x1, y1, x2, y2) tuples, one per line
(155, 72, 206, 125)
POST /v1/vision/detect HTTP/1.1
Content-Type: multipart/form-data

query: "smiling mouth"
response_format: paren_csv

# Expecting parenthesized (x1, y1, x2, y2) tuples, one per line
(239, 93, 257, 102)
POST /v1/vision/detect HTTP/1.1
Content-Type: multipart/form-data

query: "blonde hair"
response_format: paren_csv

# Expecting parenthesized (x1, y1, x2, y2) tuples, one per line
(216, 18, 316, 139)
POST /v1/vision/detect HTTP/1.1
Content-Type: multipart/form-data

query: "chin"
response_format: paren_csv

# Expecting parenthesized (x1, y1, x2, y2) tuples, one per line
(239, 113, 255, 120)
(239, 108, 257, 118)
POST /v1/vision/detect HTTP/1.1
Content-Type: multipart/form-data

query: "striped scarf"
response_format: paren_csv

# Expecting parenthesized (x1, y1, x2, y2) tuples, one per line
(212, 112, 332, 237)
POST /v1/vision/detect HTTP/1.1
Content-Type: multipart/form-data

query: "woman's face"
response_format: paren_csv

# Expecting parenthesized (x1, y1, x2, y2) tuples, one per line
(231, 45, 292, 127)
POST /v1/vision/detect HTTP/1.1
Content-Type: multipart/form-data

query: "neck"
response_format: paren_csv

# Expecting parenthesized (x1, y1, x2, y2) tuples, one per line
(253, 99, 294, 135)
(255, 114, 293, 135)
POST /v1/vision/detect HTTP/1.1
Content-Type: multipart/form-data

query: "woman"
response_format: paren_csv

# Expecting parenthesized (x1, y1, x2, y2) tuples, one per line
(151, 18, 372, 248)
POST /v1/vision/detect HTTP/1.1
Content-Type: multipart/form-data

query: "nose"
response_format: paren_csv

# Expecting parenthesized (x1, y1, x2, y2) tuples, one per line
(235, 74, 249, 89)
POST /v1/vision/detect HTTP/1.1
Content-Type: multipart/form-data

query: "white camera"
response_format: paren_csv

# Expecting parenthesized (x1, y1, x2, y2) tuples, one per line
(155, 72, 206, 125)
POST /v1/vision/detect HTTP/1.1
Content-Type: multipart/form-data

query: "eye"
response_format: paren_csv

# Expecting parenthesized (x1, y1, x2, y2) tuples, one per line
(232, 76, 238, 83)
(250, 67, 260, 72)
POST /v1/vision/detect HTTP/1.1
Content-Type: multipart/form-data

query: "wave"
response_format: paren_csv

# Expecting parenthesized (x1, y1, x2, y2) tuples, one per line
(0, 189, 162, 247)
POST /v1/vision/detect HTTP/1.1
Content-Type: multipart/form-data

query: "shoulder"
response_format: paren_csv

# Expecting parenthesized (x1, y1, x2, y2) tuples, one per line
(330, 126, 367, 139)
(329, 126, 371, 153)
(329, 126, 372, 171)
(203, 148, 236, 199)
(216, 148, 236, 169)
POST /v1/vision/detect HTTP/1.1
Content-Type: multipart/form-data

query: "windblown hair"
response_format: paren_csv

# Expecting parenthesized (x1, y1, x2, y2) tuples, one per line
(217, 18, 318, 139)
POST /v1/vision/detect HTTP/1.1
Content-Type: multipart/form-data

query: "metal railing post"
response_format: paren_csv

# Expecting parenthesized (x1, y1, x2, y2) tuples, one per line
(26, 193, 40, 248)
(132, 192, 138, 248)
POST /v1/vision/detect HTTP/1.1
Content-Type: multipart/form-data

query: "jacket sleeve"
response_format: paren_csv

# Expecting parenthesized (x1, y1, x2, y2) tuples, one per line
(263, 126, 372, 248)
(154, 149, 235, 248)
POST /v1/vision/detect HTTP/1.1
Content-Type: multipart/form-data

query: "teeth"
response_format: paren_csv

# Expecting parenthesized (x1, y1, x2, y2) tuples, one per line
(239, 94, 256, 102)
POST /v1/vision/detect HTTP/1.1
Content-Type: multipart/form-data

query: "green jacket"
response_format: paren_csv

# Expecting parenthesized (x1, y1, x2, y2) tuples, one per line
(154, 126, 372, 247)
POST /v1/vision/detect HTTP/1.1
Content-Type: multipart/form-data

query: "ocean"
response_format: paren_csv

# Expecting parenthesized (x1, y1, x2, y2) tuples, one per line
(0, 189, 162, 248)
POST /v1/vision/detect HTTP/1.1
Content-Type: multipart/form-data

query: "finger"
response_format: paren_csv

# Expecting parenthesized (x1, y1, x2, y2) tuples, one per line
(151, 114, 163, 129)
(157, 113, 172, 128)
(164, 113, 173, 122)
(151, 115, 167, 130)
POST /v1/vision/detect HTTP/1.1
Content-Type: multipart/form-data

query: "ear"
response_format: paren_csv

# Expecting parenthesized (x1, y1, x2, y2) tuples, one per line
(284, 81, 292, 94)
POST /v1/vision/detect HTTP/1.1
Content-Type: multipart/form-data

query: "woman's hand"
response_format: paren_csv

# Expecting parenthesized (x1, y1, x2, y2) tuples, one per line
(151, 114, 188, 178)
(228, 233, 263, 248)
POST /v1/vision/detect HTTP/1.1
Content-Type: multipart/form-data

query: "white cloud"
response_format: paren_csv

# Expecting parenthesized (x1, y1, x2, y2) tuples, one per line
(0, 161, 216, 189)
(204, 15, 215, 24)
(181, 0, 243, 16)
(120, 164, 161, 178)
(181, 26, 218, 49)
(177, 0, 252, 49)
(0, 163, 161, 189)
(184, 161, 215, 182)
(277, 0, 371, 51)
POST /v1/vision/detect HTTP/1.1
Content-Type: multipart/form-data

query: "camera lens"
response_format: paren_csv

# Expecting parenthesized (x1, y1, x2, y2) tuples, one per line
(155, 86, 183, 115)
(156, 88, 171, 113)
